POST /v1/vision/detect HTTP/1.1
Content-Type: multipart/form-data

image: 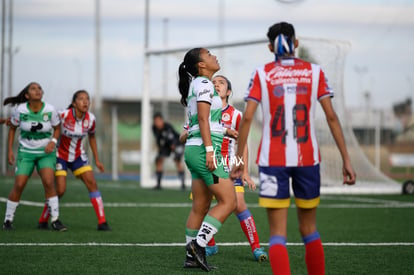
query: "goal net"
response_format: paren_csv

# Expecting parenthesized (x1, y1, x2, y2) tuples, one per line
(142, 37, 401, 194)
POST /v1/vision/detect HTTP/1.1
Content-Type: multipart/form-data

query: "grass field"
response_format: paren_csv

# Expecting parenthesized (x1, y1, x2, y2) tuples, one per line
(1, 176, 414, 274)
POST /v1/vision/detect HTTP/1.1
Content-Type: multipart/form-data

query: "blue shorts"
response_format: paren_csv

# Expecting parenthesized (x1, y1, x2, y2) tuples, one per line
(258, 164, 320, 209)
(55, 156, 92, 177)
(234, 178, 244, 193)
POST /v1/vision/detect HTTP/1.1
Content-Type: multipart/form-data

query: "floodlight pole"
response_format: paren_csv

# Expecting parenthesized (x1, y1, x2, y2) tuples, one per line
(1, 0, 6, 175)
(140, 0, 152, 186)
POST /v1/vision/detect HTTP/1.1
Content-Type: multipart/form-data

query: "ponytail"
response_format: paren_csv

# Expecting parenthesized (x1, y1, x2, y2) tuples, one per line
(3, 82, 39, 106)
(178, 62, 190, 106)
(273, 34, 294, 60)
(177, 48, 202, 107)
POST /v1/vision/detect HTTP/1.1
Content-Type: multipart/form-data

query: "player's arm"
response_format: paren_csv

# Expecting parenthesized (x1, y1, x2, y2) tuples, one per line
(45, 124, 60, 154)
(7, 125, 17, 165)
(320, 96, 356, 185)
(198, 101, 215, 172)
(89, 133, 104, 172)
(242, 145, 256, 191)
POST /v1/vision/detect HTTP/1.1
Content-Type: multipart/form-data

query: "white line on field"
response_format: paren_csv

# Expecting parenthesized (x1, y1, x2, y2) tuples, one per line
(1, 197, 414, 208)
(0, 242, 413, 247)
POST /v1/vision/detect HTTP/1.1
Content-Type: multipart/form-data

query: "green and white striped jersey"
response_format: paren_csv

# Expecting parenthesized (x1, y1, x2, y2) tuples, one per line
(10, 102, 60, 153)
(186, 76, 224, 146)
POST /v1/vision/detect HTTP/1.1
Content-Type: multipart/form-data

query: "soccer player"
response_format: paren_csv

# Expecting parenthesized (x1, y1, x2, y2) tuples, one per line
(203, 75, 268, 261)
(178, 48, 237, 271)
(231, 22, 356, 275)
(152, 112, 185, 190)
(37, 90, 111, 231)
(2, 82, 66, 231)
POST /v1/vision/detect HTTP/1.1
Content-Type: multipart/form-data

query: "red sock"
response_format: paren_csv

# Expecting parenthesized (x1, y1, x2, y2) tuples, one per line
(269, 244, 291, 275)
(90, 195, 106, 224)
(305, 239, 325, 275)
(38, 203, 50, 223)
(207, 236, 216, 246)
(239, 215, 261, 251)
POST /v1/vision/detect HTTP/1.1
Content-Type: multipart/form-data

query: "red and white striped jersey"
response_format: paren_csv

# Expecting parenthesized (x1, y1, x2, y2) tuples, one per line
(57, 108, 96, 162)
(245, 57, 333, 167)
(221, 104, 242, 164)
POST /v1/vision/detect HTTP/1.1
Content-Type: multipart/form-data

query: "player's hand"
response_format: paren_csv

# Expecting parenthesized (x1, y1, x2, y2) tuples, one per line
(8, 151, 15, 165)
(230, 161, 244, 181)
(226, 129, 238, 139)
(242, 173, 256, 191)
(343, 161, 356, 185)
(96, 160, 105, 173)
(205, 151, 216, 171)
(44, 141, 56, 154)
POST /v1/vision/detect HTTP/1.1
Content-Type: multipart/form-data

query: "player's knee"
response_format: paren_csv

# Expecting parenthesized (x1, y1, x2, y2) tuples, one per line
(235, 200, 247, 213)
(299, 223, 317, 237)
(57, 189, 65, 198)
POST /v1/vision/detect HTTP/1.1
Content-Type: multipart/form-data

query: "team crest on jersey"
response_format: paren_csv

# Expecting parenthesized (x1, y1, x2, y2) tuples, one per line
(83, 119, 89, 128)
(273, 85, 285, 97)
(222, 113, 230, 122)
(42, 113, 49, 122)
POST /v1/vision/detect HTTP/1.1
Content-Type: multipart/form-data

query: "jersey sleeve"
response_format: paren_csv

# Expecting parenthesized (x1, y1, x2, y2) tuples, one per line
(317, 68, 334, 100)
(245, 69, 262, 102)
(10, 106, 20, 127)
(88, 112, 96, 134)
(183, 121, 189, 131)
(233, 109, 242, 131)
(50, 105, 60, 127)
(196, 79, 214, 104)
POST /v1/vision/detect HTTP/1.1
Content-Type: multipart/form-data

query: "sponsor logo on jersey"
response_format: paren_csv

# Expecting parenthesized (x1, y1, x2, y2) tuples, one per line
(198, 89, 211, 97)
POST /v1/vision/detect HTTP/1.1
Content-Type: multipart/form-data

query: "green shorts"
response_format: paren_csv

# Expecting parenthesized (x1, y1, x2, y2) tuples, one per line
(15, 148, 56, 176)
(184, 145, 229, 186)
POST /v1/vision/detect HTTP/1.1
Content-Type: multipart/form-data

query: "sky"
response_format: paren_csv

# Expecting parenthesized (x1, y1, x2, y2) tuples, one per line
(1, 0, 414, 112)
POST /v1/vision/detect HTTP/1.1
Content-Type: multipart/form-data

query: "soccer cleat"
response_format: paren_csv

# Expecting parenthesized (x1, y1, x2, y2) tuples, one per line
(253, 248, 268, 262)
(38, 222, 49, 230)
(186, 240, 210, 272)
(3, 220, 13, 231)
(183, 256, 199, 268)
(205, 245, 218, 256)
(51, 219, 67, 232)
(183, 255, 218, 270)
(97, 222, 112, 231)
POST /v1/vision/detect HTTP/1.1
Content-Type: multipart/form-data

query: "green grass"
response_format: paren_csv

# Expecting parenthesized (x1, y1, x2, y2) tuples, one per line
(1, 176, 414, 274)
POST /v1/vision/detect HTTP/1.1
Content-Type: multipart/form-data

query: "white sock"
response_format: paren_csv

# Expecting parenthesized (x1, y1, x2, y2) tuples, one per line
(186, 235, 194, 245)
(4, 200, 19, 222)
(196, 222, 218, 248)
(47, 196, 59, 222)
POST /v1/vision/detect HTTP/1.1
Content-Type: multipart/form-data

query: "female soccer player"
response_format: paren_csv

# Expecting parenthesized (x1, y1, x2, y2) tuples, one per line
(2, 82, 66, 231)
(204, 75, 268, 262)
(38, 90, 110, 231)
(178, 48, 237, 271)
(231, 22, 356, 275)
